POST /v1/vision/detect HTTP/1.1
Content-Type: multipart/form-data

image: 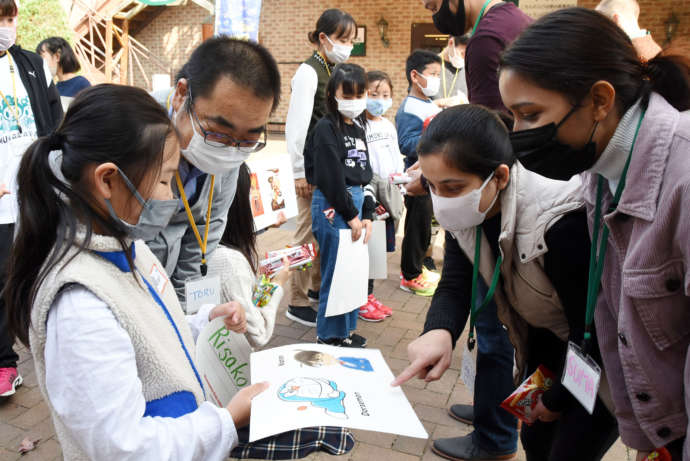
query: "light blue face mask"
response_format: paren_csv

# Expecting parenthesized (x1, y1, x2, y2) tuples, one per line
(366, 98, 393, 117)
(105, 168, 178, 242)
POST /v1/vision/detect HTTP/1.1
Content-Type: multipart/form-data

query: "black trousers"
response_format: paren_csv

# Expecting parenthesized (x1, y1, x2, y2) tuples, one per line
(0, 223, 17, 368)
(400, 194, 432, 280)
(520, 396, 619, 461)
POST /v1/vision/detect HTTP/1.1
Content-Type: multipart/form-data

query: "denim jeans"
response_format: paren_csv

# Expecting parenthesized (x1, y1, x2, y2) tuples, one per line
(311, 187, 363, 340)
(472, 278, 519, 454)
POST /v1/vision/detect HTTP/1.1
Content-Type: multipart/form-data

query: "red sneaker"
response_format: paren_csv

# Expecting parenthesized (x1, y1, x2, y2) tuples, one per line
(368, 294, 392, 317)
(358, 301, 387, 322)
(0, 367, 22, 397)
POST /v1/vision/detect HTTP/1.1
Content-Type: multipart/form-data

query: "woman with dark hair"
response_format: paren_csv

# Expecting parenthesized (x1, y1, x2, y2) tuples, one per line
(499, 7, 690, 460)
(304, 63, 374, 347)
(285, 8, 357, 328)
(37, 36, 90, 109)
(393, 105, 618, 461)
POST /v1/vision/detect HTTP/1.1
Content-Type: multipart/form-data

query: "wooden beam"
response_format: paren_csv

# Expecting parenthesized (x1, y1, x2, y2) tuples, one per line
(105, 18, 113, 83)
(119, 19, 129, 85)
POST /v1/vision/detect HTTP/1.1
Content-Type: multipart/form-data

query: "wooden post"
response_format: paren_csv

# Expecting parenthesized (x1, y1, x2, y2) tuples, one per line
(105, 18, 113, 83)
(119, 19, 129, 85)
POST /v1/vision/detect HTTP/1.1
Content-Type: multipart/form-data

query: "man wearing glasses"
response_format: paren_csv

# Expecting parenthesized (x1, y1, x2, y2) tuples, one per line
(149, 36, 280, 308)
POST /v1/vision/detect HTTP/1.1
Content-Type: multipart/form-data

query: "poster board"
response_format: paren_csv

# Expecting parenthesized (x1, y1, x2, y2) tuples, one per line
(249, 343, 428, 442)
(245, 154, 298, 231)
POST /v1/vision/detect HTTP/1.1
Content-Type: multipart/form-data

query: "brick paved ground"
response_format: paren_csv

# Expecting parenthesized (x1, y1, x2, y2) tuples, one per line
(0, 226, 631, 461)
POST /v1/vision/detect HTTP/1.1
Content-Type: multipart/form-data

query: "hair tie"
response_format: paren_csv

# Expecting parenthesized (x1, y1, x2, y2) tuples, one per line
(48, 132, 63, 150)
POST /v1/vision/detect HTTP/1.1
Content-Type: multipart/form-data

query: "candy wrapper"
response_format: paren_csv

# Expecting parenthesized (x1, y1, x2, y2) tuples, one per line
(259, 244, 317, 277)
(642, 448, 672, 461)
(252, 275, 279, 307)
(389, 172, 412, 185)
(500, 365, 556, 423)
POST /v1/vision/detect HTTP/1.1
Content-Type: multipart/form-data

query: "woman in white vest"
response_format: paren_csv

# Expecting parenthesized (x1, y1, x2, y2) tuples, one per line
(3, 84, 354, 461)
(393, 105, 618, 460)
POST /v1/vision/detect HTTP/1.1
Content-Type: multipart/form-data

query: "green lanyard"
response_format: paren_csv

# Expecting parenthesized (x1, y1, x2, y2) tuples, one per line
(468, 226, 503, 350)
(582, 110, 646, 352)
(470, 0, 494, 36)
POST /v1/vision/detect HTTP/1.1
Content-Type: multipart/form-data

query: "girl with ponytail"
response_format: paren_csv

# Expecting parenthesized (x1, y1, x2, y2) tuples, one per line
(499, 7, 690, 460)
(2, 83, 271, 461)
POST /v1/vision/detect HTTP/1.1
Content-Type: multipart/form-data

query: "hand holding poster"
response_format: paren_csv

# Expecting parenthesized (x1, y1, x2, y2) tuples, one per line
(249, 343, 428, 442)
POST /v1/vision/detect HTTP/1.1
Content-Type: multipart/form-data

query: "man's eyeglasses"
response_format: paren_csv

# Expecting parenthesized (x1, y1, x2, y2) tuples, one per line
(187, 90, 267, 153)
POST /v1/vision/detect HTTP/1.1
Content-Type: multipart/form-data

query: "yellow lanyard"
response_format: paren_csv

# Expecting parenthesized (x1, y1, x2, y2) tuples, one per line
(0, 53, 23, 133)
(317, 51, 331, 77)
(175, 170, 215, 275)
(441, 58, 460, 100)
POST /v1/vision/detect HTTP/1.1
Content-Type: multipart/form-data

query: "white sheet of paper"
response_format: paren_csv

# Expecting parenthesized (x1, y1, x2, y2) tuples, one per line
(368, 220, 387, 280)
(561, 342, 601, 414)
(249, 343, 428, 442)
(195, 317, 252, 407)
(185, 275, 221, 314)
(245, 154, 298, 231)
(460, 343, 477, 395)
(325, 230, 368, 317)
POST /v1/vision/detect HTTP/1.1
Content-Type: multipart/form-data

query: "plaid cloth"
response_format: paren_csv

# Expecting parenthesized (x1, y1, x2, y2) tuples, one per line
(231, 426, 355, 460)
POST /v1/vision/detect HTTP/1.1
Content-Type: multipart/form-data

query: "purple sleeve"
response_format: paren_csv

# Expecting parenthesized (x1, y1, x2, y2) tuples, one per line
(465, 34, 508, 113)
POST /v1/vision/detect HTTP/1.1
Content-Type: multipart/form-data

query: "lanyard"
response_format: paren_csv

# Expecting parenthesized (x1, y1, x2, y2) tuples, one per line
(470, 0, 494, 36)
(0, 53, 23, 134)
(441, 59, 460, 100)
(316, 51, 331, 77)
(582, 110, 646, 352)
(175, 171, 215, 276)
(468, 226, 503, 350)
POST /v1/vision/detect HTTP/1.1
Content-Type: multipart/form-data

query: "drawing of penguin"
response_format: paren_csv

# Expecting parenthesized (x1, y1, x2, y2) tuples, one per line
(278, 377, 347, 419)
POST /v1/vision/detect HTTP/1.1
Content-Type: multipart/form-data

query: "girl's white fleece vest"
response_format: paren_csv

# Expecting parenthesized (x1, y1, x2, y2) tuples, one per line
(29, 233, 205, 461)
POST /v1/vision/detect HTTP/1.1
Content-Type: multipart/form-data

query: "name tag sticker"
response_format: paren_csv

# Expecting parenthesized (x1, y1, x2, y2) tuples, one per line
(460, 342, 477, 395)
(562, 341, 601, 414)
(185, 275, 221, 314)
(149, 264, 168, 295)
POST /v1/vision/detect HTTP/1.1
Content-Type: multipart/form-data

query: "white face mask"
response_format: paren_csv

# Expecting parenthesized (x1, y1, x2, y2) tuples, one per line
(430, 173, 499, 231)
(417, 73, 440, 97)
(176, 110, 249, 176)
(336, 97, 367, 120)
(0, 26, 16, 52)
(324, 35, 353, 64)
(449, 46, 465, 70)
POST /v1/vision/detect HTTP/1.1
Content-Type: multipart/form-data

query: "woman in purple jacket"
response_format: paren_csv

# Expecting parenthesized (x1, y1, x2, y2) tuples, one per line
(498, 7, 690, 461)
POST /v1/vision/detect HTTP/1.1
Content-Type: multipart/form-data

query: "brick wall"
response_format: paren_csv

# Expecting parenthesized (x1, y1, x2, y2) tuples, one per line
(577, 0, 690, 55)
(132, 0, 688, 124)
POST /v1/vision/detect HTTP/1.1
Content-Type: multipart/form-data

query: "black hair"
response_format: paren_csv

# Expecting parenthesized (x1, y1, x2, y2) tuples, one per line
(307, 9, 356, 45)
(500, 8, 690, 114)
(454, 34, 470, 46)
(418, 105, 514, 180)
(325, 63, 368, 131)
(6, 84, 175, 346)
(366, 70, 393, 95)
(36, 37, 81, 74)
(406, 49, 442, 87)
(0, 0, 17, 17)
(220, 162, 258, 274)
(175, 35, 281, 113)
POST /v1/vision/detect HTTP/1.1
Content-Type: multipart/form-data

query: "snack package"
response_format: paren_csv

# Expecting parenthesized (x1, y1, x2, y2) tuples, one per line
(643, 448, 672, 461)
(500, 365, 556, 423)
(252, 275, 279, 307)
(389, 172, 412, 185)
(259, 244, 317, 277)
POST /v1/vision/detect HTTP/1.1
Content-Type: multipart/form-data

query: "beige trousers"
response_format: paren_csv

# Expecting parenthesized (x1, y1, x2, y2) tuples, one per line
(289, 194, 321, 306)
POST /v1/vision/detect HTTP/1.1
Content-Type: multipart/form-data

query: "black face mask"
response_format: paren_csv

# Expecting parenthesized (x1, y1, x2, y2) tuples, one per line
(433, 0, 467, 36)
(509, 106, 599, 181)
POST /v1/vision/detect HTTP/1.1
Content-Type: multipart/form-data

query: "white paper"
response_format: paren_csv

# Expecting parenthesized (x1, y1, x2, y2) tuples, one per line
(245, 154, 298, 231)
(184, 275, 221, 314)
(249, 343, 428, 442)
(196, 317, 253, 407)
(368, 220, 387, 280)
(460, 343, 477, 395)
(325, 230, 368, 317)
(561, 342, 601, 414)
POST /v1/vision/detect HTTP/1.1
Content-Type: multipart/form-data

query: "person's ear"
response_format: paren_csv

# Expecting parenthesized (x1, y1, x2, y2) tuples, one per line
(495, 164, 511, 191)
(172, 78, 188, 113)
(319, 32, 329, 48)
(92, 162, 119, 200)
(590, 80, 616, 122)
